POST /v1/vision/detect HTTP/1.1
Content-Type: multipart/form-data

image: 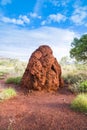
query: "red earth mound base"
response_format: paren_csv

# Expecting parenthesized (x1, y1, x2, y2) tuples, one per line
(21, 45, 64, 92)
(0, 79, 87, 130)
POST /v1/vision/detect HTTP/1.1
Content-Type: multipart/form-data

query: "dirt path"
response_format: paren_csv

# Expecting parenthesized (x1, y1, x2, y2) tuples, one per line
(0, 79, 87, 130)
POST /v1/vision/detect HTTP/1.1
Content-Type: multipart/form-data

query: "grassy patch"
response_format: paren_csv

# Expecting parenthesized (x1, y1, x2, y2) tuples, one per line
(0, 72, 5, 76)
(61, 62, 87, 94)
(0, 71, 8, 79)
(79, 80, 87, 92)
(0, 88, 17, 101)
(6, 77, 22, 85)
(69, 80, 87, 93)
(63, 73, 87, 84)
(71, 94, 87, 113)
(0, 58, 27, 78)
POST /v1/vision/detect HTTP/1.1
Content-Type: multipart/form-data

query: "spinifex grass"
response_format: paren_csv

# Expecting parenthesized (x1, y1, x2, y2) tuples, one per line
(6, 77, 22, 85)
(0, 88, 17, 101)
(71, 94, 87, 113)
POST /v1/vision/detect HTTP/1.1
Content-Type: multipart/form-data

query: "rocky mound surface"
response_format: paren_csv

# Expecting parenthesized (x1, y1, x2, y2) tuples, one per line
(21, 45, 63, 91)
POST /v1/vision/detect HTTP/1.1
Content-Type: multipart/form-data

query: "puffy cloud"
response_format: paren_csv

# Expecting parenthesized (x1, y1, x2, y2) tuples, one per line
(49, 0, 59, 6)
(41, 20, 46, 26)
(29, 12, 41, 19)
(41, 13, 67, 25)
(48, 0, 70, 7)
(1, 16, 23, 25)
(71, 7, 87, 25)
(0, 15, 30, 25)
(19, 15, 30, 24)
(49, 13, 67, 23)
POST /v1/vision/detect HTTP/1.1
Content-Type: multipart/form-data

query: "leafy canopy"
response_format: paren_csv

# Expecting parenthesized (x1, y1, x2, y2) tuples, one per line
(70, 34, 87, 62)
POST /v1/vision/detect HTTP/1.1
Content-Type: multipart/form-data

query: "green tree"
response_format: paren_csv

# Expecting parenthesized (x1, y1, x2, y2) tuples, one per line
(70, 34, 87, 62)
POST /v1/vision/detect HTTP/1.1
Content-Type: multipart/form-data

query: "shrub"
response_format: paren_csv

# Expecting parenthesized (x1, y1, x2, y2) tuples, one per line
(69, 82, 80, 93)
(63, 74, 80, 84)
(69, 80, 87, 93)
(79, 80, 87, 92)
(6, 77, 21, 85)
(0, 88, 16, 101)
(0, 71, 8, 76)
(64, 73, 87, 84)
(71, 94, 87, 113)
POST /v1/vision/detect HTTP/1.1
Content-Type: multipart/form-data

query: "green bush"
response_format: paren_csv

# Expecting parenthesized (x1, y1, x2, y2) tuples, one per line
(71, 94, 87, 113)
(79, 80, 87, 92)
(0, 71, 7, 76)
(64, 73, 87, 93)
(69, 82, 80, 93)
(64, 74, 80, 84)
(0, 88, 16, 101)
(64, 73, 87, 84)
(6, 77, 22, 85)
(69, 80, 87, 93)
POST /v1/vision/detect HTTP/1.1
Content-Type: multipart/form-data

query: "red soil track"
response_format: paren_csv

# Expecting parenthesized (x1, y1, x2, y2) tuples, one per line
(0, 79, 87, 130)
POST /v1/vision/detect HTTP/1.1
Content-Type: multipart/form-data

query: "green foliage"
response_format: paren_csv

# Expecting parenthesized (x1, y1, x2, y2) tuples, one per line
(64, 73, 87, 84)
(70, 34, 87, 62)
(71, 94, 87, 113)
(0, 71, 8, 79)
(68, 79, 87, 93)
(0, 71, 5, 76)
(0, 88, 16, 101)
(6, 77, 22, 85)
(62, 62, 87, 93)
(79, 80, 87, 92)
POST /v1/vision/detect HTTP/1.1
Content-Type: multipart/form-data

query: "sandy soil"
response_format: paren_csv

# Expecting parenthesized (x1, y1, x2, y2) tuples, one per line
(0, 79, 87, 130)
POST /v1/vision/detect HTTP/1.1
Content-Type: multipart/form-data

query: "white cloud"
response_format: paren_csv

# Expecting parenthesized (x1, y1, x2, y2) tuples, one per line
(48, 0, 70, 7)
(0, 15, 30, 25)
(1, 16, 23, 25)
(41, 13, 67, 25)
(41, 20, 46, 26)
(49, 0, 59, 6)
(34, 0, 44, 14)
(49, 13, 67, 23)
(30, 12, 41, 19)
(19, 15, 30, 24)
(0, 24, 77, 61)
(1, 0, 11, 5)
(71, 7, 87, 25)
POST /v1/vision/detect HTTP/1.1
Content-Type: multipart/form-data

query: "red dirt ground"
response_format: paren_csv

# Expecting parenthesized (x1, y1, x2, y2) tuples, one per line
(0, 79, 87, 130)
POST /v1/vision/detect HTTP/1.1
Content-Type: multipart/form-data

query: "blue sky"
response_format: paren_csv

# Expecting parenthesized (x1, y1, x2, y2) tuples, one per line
(0, 0, 87, 61)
